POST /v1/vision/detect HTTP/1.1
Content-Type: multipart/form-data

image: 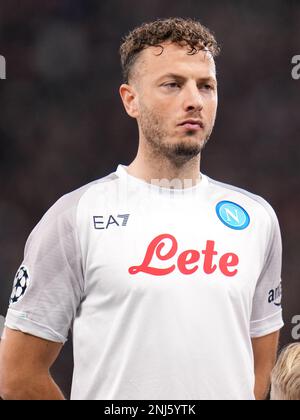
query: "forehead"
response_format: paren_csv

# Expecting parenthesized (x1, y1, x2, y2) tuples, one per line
(138, 42, 216, 80)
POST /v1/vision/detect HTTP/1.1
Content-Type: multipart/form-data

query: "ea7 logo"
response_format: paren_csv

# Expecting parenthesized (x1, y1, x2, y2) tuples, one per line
(93, 214, 130, 230)
(268, 284, 282, 307)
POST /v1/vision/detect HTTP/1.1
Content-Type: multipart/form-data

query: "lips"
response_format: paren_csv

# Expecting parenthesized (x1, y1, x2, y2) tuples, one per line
(179, 119, 204, 129)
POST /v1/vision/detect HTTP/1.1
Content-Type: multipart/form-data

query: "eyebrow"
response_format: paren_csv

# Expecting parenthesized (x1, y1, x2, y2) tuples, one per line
(156, 73, 217, 84)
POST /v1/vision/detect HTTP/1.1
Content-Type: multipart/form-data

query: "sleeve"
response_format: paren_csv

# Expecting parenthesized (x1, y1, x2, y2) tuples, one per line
(250, 204, 284, 338)
(5, 191, 85, 344)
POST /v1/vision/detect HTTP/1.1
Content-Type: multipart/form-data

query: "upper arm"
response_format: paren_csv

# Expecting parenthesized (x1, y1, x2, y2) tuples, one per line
(251, 331, 280, 400)
(0, 327, 63, 390)
(250, 204, 283, 338)
(5, 193, 84, 344)
(252, 330, 280, 369)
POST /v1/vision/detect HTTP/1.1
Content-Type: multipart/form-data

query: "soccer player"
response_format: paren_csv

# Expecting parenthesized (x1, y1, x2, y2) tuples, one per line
(270, 343, 300, 400)
(0, 17, 283, 400)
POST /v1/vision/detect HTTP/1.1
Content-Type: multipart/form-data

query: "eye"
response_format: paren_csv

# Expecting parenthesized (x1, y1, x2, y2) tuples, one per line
(163, 82, 180, 89)
(202, 84, 214, 91)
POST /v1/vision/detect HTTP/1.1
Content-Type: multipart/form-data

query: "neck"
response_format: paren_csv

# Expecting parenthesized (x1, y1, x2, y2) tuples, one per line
(127, 142, 202, 189)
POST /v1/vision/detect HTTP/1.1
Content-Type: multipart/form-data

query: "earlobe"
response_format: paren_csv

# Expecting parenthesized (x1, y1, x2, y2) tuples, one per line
(119, 84, 139, 118)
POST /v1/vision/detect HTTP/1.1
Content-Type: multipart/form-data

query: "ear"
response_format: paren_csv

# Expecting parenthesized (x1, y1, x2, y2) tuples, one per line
(119, 83, 139, 118)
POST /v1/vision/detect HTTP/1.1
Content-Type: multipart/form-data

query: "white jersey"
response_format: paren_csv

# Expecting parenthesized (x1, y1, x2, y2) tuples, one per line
(5, 165, 283, 400)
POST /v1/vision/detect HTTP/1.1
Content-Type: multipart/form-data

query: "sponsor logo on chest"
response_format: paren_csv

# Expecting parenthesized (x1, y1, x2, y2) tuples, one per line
(129, 233, 239, 277)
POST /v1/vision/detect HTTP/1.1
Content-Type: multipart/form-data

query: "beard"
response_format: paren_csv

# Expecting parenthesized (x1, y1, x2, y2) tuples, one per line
(138, 102, 213, 166)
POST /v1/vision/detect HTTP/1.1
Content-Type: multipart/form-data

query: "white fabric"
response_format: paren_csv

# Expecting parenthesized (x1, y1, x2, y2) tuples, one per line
(5, 165, 283, 400)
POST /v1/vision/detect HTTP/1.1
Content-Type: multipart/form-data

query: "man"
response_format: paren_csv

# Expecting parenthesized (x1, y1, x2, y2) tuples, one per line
(0, 17, 283, 400)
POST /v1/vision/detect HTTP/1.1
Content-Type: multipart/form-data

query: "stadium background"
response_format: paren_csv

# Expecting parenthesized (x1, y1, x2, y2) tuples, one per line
(0, 0, 299, 398)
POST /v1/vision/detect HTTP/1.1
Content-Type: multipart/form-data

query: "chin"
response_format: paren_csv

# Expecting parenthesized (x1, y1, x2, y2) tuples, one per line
(178, 135, 207, 147)
(171, 142, 202, 158)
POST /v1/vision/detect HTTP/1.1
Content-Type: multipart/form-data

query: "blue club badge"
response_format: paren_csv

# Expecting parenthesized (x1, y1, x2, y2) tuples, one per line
(216, 201, 250, 230)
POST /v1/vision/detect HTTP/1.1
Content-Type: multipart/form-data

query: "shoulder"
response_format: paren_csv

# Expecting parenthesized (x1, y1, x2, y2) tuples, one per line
(31, 172, 119, 236)
(54, 172, 118, 213)
(206, 176, 279, 229)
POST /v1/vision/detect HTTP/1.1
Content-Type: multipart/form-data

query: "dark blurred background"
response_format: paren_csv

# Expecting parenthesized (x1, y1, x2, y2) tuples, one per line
(0, 0, 299, 398)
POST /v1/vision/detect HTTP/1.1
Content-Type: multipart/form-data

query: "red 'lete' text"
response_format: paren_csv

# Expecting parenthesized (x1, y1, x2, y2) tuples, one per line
(129, 233, 239, 277)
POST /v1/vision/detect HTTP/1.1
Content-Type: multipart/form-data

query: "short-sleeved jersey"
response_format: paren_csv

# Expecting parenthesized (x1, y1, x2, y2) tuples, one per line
(5, 165, 283, 400)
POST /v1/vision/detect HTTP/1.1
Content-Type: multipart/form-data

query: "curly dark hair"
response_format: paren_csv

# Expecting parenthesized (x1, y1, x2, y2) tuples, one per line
(120, 17, 220, 83)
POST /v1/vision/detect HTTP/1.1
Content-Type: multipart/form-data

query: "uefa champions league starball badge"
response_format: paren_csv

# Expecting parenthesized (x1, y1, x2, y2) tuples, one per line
(10, 266, 30, 305)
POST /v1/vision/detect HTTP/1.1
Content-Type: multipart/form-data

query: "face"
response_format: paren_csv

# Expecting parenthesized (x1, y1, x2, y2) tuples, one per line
(123, 42, 218, 163)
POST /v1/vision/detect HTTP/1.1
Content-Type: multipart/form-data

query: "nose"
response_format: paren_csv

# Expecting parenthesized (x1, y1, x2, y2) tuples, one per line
(182, 83, 204, 112)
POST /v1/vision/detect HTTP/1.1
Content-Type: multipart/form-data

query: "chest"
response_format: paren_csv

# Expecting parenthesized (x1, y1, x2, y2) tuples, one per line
(78, 200, 269, 304)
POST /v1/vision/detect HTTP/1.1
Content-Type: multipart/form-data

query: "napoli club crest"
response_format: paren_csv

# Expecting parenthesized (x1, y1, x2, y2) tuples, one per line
(10, 266, 30, 305)
(216, 201, 250, 230)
